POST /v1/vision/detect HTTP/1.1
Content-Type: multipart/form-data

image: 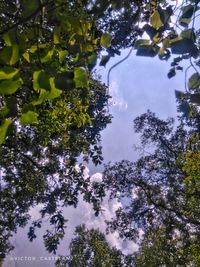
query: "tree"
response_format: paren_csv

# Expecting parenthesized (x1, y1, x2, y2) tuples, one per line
(0, 0, 143, 261)
(55, 224, 134, 267)
(0, 0, 200, 263)
(0, 77, 110, 258)
(102, 110, 200, 266)
(133, 0, 200, 114)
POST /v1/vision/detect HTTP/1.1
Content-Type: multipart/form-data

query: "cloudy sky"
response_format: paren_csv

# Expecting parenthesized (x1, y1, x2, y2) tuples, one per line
(4, 50, 185, 267)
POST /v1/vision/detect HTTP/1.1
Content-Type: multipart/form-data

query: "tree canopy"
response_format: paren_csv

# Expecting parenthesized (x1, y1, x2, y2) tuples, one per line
(102, 110, 200, 266)
(55, 224, 133, 267)
(0, 0, 200, 265)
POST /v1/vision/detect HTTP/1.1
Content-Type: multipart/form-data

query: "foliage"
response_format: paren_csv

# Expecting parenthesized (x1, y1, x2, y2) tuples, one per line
(134, 0, 200, 116)
(0, 76, 111, 259)
(0, 0, 117, 259)
(0, 0, 200, 263)
(0, 0, 145, 143)
(102, 110, 200, 266)
(55, 224, 134, 267)
(0, 0, 146, 261)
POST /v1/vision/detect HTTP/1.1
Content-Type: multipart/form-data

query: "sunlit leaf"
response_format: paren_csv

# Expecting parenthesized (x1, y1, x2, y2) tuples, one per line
(58, 50, 68, 63)
(100, 33, 112, 48)
(20, 111, 39, 125)
(180, 29, 196, 41)
(41, 49, 54, 63)
(48, 78, 63, 99)
(53, 27, 61, 44)
(74, 68, 88, 88)
(2, 30, 17, 46)
(31, 89, 49, 105)
(32, 79, 62, 105)
(150, 10, 163, 29)
(0, 118, 12, 144)
(0, 45, 19, 65)
(0, 79, 23, 95)
(0, 105, 9, 118)
(29, 44, 46, 53)
(23, 51, 30, 62)
(0, 67, 19, 80)
(188, 73, 200, 90)
(33, 70, 51, 91)
(134, 39, 150, 48)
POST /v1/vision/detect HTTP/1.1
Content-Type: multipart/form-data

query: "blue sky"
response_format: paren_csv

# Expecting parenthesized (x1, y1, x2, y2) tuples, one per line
(90, 49, 184, 172)
(4, 50, 185, 267)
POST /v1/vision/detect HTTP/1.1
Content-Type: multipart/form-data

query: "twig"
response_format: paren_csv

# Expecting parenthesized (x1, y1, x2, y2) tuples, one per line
(107, 46, 134, 89)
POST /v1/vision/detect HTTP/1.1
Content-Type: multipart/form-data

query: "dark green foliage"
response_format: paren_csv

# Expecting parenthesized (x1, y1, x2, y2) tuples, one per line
(55, 224, 134, 267)
(103, 110, 200, 266)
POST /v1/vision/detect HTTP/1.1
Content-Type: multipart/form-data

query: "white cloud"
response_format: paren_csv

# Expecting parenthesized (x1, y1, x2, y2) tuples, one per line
(4, 167, 137, 267)
(109, 80, 128, 110)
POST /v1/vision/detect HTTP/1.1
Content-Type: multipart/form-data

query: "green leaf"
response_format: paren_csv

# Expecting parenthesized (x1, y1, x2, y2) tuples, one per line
(23, 51, 30, 62)
(40, 49, 54, 63)
(180, 29, 196, 40)
(150, 10, 163, 29)
(0, 118, 12, 144)
(20, 111, 39, 125)
(135, 39, 150, 48)
(74, 68, 88, 88)
(58, 50, 68, 63)
(99, 55, 110, 67)
(170, 38, 198, 55)
(0, 105, 9, 118)
(0, 45, 19, 65)
(53, 27, 61, 44)
(0, 79, 23, 95)
(0, 67, 19, 80)
(2, 30, 17, 46)
(48, 78, 63, 99)
(88, 53, 97, 71)
(188, 73, 200, 90)
(32, 79, 62, 105)
(69, 17, 83, 35)
(31, 89, 49, 105)
(136, 45, 159, 57)
(179, 5, 195, 26)
(33, 70, 51, 91)
(30, 44, 46, 53)
(100, 33, 112, 48)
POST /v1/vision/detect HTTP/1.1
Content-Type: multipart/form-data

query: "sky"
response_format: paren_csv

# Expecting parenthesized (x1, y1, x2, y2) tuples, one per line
(4, 50, 185, 267)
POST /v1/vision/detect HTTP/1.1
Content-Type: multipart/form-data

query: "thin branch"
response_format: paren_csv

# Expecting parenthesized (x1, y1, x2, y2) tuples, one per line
(107, 46, 134, 89)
